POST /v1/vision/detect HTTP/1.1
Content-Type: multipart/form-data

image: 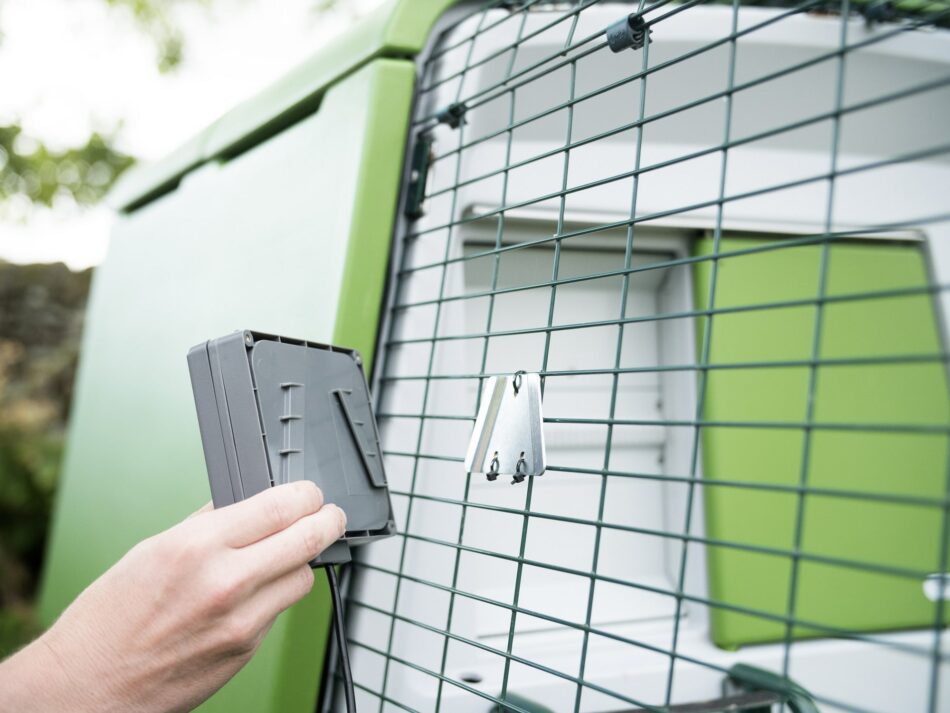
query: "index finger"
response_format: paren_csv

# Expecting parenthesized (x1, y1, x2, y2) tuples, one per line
(208, 481, 325, 547)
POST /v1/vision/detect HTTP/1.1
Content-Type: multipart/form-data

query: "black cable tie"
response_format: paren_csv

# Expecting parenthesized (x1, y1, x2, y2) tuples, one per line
(606, 13, 652, 53)
(861, 0, 897, 26)
(498, 0, 531, 10)
(404, 131, 434, 219)
(435, 102, 468, 129)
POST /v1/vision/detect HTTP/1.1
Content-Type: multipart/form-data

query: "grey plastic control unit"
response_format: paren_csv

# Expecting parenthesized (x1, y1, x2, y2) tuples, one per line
(187, 330, 396, 565)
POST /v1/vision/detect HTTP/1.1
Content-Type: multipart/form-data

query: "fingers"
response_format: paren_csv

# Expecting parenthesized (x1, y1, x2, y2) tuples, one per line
(252, 565, 317, 622)
(229, 565, 317, 649)
(239, 504, 347, 582)
(208, 481, 325, 548)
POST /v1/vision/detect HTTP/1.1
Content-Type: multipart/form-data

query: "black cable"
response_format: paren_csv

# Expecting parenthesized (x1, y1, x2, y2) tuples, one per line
(326, 566, 357, 713)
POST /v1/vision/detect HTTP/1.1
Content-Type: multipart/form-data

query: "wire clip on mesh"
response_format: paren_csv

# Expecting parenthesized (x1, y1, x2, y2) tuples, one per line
(464, 371, 546, 483)
(435, 101, 468, 128)
(606, 12, 651, 53)
(404, 132, 434, 219)
(860, 0, 899, 25)
(498, 0, 533, 11)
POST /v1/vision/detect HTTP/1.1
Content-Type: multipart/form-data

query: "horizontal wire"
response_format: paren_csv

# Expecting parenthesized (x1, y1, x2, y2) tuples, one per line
(419, 0, 698, 120)
(546, 414, 950, 434)
(346, 637, 582, 713)
(346, 596, 661, 711)
(377, 432, 950, 508)
(424, 0, 532, 65)
(360, 2, 950, 710)
(407, 128, 950, 245)
(349, 678, 416, 713)
(392, 225, 950, 308)
(424, 0, 927, 167)
(647, 0, 715, 25)
(351, 557, 937, 664)
(381, 414, 950, 435)
(424, 66, 950, 206)
(348, 617, 883, 713)
(389, 493, 939, 581)
(419, 0, 605, 98)
(421, 0, 823, 131)
(400, 211, 949, 298)
(378, 352, 950, 400)
(543, 464, 950, 508)
(343, 645, 887, 713)
(423, 0, 550, 68)
(387, 283, 950, 345)
(432, 0, 908, 168)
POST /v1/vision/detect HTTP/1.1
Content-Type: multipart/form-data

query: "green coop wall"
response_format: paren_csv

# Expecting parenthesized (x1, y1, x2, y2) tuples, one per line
(38, 50, 420, 713)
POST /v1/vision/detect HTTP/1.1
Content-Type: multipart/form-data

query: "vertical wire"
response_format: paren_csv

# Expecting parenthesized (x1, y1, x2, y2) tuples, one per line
(375, 12, 490, 712)
(498, 6, 582, 702)
(662, 0, 740, 705)
(560, 0, 583, 56)
(571, 6, 651, 711)
(927, 258, 950, 713)
(433, 10, 531, 709)
(928, 484, 950, 706)
(360, 2, 950, 711)
(779, 0, 850, 693)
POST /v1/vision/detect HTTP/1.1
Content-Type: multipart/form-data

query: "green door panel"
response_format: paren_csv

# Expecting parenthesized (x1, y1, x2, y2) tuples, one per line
(693, 237, 950, 649)
(38, 57, 415, 711)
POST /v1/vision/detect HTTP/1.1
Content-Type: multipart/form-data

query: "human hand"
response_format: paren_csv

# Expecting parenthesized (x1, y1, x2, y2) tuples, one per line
(0, 480, 346, 713)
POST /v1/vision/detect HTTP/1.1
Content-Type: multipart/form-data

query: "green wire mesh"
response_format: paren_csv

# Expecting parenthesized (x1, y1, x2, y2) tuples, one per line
(327, 1, 950, 712)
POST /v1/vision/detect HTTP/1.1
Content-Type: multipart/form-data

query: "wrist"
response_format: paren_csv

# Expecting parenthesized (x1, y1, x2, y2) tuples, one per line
(0, 624, 117, 713)
(0, 634, 74, 711)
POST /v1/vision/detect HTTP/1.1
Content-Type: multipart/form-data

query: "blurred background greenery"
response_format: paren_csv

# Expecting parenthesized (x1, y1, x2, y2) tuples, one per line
(0, 0, 367, 658)
(0, 0, 176, 654)
(0, 259, 90, 654)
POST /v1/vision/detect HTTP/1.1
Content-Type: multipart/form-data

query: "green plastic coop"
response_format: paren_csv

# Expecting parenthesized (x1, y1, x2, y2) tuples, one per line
(40, 1, 950, 711)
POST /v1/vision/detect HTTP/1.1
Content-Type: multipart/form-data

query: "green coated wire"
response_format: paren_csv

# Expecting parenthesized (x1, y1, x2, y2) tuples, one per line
(420, 0, 942, 167)
(779, 0, 850, 694)
(422, 70, 949, 203)
(406, 134, 950, 244)
(347, 562, 917, 713)
(346, 1, 950, 711)
(397, 209, 950, 285)
(433, 10, 531, 710)
(371, 10, 492, 713)
(572, 3, 651, 707)
(663, 0, 740, 701)
(355, 556, 936, 661)
(387, 284, 950, 347)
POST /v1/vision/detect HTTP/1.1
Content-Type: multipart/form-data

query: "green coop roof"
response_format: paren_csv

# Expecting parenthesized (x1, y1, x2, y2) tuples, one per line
(109, 0, 457, 212)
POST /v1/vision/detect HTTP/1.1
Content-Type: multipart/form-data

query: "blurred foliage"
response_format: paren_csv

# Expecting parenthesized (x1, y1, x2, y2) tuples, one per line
(0, 0, 208, 216)
(0, 125, 135, 211)
(0, 260, 92, 656)
(104, 0, 206, 73)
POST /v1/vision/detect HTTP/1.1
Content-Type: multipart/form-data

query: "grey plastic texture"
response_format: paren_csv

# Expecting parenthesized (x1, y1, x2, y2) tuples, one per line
(605, 13, 650, 53)
(187, 330, 396, 566)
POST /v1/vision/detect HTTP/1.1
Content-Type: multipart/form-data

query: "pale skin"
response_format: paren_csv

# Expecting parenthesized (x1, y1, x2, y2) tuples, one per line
(0, 480, 346, 713)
